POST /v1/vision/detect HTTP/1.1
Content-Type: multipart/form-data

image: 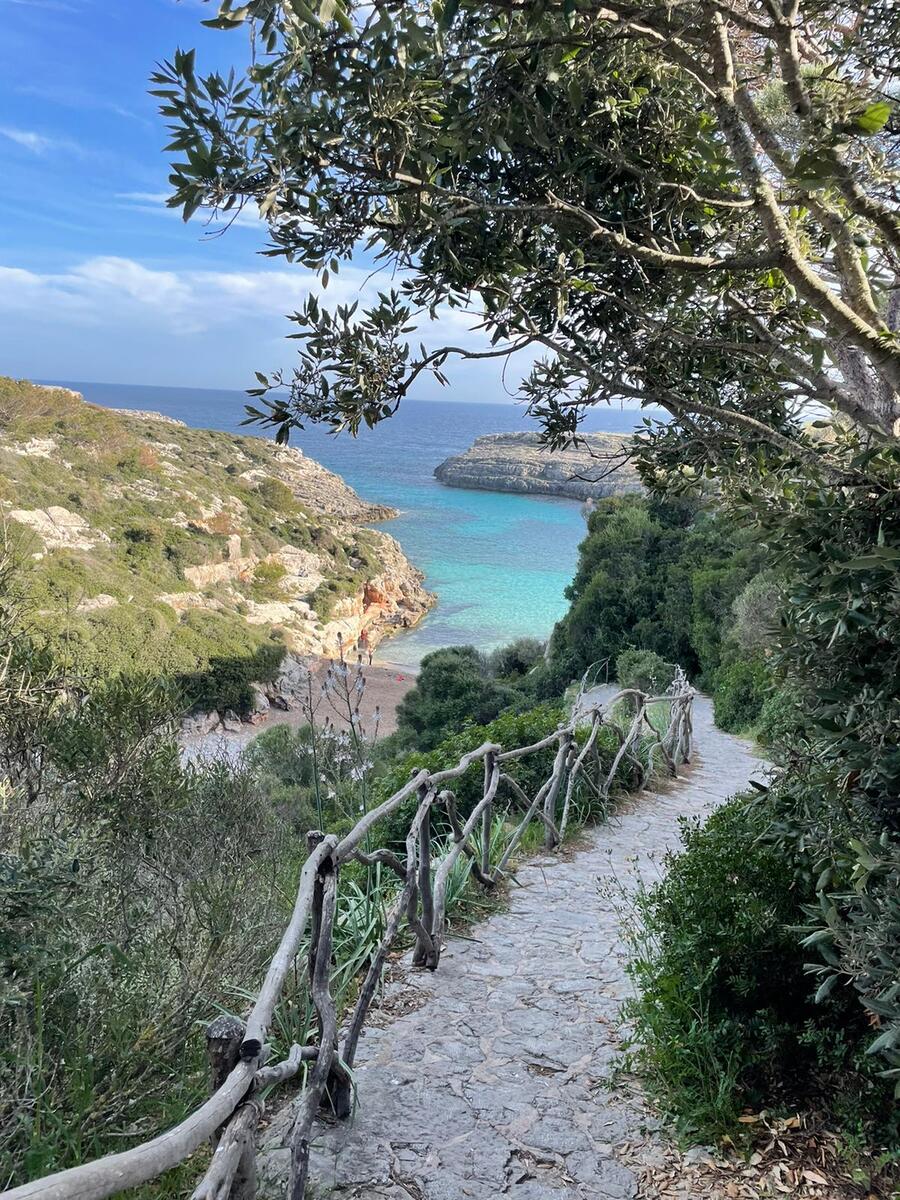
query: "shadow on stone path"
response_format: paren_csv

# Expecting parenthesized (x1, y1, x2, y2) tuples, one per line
(260, 697, 764, 1199)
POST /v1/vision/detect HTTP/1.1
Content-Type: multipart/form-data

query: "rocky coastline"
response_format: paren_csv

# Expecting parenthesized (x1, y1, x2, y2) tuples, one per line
(434, 431, 642, 501)
(2, 379, 435, 733)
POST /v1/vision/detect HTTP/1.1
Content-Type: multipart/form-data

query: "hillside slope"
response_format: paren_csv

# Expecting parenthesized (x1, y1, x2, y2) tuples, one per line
(0, 378, 433, 708)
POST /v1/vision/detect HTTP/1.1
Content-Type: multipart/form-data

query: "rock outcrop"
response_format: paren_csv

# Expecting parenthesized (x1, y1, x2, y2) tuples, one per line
(434, 431, 642, 501)
(9, 505, 111, 553)
(1, 377, 434, 680)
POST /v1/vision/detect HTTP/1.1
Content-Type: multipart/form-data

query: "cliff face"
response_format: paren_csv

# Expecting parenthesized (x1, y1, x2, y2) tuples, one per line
(434, 432, 642, 501)
(0, 378, 433, 676)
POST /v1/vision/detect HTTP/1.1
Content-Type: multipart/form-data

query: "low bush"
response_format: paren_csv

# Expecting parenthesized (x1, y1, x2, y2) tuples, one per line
(177, 638, 285, 714)
(394, 646, 525, 751)
(374, 702, 566, 849)
(755, 688, 806, 758)
(625, 793, 898, 1145)
(254, 476, 297, 513)
(0, 623, 299, 1187)
(712, 655, 770, 732)
(374, 700, 649, 852)
(616, 648, 676, 695)
(249, 558, 287, 601)
(487, 637, 545, 680)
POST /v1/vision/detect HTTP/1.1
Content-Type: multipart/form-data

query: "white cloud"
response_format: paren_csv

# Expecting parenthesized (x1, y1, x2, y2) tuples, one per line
(0, 253, 535, 397)
(1, 127, 54, 153)
(0, 125, 83, 155)
(116, 192, 169, 206)
(0, 255, 413, 336)
(116, 191, 278, 232)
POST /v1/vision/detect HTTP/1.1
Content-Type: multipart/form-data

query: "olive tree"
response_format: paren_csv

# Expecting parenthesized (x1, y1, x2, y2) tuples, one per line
(156, 0, 899, 475)
(154, 0, 900, 1080)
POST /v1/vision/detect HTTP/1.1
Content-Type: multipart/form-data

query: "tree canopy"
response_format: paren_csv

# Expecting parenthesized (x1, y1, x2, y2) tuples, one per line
(157, 0, 899, 475)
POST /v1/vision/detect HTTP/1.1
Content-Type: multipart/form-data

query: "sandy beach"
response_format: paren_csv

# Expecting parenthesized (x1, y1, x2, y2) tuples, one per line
(181, 657, 418, 762)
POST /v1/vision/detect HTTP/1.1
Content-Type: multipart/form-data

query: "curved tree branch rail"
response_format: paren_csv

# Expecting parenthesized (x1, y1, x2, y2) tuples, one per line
(2, 683, 694, 1200)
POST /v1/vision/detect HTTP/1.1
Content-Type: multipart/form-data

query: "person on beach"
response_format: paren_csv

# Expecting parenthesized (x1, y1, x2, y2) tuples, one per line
(358, 628, 374, 666)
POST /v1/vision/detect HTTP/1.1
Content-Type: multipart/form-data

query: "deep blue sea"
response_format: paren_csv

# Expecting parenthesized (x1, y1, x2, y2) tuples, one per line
(46, 380, 661, 667)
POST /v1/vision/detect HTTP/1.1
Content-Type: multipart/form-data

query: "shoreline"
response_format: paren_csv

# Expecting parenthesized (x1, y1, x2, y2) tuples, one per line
(181, 658, 419, 762)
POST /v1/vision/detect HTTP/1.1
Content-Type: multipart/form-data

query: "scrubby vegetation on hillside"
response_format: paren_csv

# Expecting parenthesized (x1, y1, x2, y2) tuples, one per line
(536, 494, 775, 732)
(0, 378, 407, 713)
(0, 537, 672, 1190)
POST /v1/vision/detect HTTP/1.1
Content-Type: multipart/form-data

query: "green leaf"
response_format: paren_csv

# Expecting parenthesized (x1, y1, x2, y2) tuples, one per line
(791, 151, 836, 190)
(854, 101, 891, 136)
(815, 974, 838, 1004)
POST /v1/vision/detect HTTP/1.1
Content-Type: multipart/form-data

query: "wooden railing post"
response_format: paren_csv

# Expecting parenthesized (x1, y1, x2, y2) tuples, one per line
(543, 734, 570, 849)
(305, 832, 351, 1122)
(205, 1016, 257, 1200)
(412, 784, 435, 967)
(206, 1015, 245, 1143)
(481, 751, 496, 877)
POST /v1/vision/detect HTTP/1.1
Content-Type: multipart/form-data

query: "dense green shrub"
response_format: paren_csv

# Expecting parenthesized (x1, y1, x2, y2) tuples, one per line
(249, 558, 287, 600)
(487, 637, 545, 680)
(712, 656, 771, 732)
(254, 476, 298, 512)
(729, 573, 782, 656)
(615, 648, 676, 695)
(394, 646, 524, 751)
(374, 703, 565, 848)
(178, 639, 284, 714)
(374, 701, 647, 852)
(756, 689, 806, 758)
(625, 795, 897, 1143)
(36, 600, 286, 717)
(734, 438, 900, 1089)
(543, 495, 764, 696)
(0, 615, 299, 1186)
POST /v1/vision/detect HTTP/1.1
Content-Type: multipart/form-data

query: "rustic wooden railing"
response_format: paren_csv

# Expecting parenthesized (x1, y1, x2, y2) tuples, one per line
(3, 682, 694, 1200)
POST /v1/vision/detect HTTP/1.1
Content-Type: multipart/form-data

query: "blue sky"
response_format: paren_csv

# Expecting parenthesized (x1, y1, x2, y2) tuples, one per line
(0, 0, 537, 399)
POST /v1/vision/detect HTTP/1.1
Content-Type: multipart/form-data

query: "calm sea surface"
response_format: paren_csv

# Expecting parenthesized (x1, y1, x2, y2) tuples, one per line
(46, 380, 660, 667)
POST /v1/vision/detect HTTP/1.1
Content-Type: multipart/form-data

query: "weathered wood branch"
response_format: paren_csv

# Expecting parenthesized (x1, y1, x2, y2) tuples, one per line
(288, 869, 339, 1200)
(559, 714, 603, 842)
(431, 759, 501, 963)
(543, 734, 572, 849)
(493, 773, 556, 879)
(442, 788, 498, 889)
(411, 785, 438, 968)
(241, 834, 337, 1060)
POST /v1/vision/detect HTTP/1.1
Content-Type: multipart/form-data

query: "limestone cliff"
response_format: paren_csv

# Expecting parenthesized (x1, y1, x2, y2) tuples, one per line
(434, 432, 642, 501)
(0, 377, 433, 680)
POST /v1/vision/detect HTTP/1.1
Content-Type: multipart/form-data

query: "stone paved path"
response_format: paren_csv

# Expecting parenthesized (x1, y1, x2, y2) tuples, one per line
(260, 698, 764, 1199)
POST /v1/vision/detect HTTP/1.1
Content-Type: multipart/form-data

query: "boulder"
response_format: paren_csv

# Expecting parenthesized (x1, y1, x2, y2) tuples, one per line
(180, 710, 221, 736)
(221, 709, 244, 733)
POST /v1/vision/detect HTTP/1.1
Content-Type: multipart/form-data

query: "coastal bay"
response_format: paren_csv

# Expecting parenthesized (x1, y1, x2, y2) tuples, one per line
(52, 381, 664, 665)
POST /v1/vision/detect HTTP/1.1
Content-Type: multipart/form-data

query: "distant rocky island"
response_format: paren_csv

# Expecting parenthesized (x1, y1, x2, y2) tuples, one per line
(434, 431, 642, 501)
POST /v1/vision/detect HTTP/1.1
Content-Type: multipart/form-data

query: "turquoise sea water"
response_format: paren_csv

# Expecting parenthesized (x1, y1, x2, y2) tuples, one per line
(48, 380, 661, 667)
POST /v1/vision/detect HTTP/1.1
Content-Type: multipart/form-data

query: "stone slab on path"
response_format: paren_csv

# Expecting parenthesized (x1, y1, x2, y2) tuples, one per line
(260, 697, 765, 1199)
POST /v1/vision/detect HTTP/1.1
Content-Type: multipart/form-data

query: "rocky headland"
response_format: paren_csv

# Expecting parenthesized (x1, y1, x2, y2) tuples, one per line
(434, 431, 642, 501)
(1, 377, 434, 724)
